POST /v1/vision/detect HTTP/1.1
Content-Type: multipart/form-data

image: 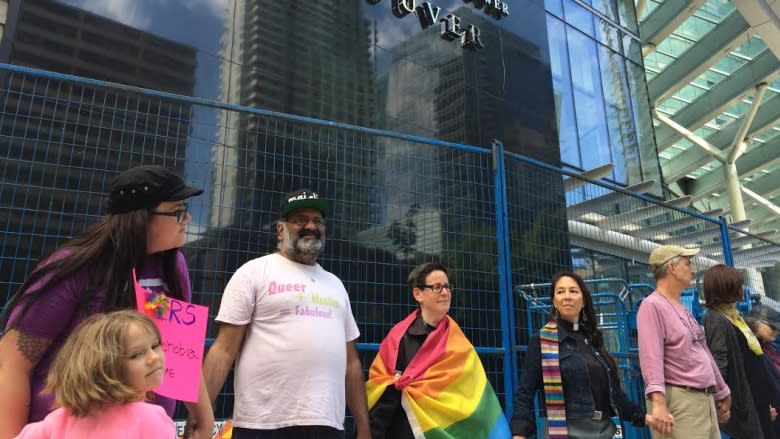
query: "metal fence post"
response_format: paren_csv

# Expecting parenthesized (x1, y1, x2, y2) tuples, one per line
(492, 139, 517, 413)
(718, 216, 735, 266)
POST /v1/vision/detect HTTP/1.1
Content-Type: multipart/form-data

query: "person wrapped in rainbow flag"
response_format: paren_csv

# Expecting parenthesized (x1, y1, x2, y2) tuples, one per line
(366, 262, 510, 439)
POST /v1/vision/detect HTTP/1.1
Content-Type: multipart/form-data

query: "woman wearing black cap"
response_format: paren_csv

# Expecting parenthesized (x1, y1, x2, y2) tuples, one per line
(0, 165, 214, 439)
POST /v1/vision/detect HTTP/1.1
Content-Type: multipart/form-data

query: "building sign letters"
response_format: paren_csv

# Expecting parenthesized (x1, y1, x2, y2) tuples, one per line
(366, 0, 509, 50)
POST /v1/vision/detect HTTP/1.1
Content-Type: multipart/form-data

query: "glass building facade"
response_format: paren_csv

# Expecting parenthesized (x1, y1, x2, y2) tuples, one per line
(545, 0, 661, 188)
(0, 0, 662, 218)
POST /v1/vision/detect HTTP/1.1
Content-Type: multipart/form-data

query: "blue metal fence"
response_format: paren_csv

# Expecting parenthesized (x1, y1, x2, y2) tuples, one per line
(1, 63, 780, 439)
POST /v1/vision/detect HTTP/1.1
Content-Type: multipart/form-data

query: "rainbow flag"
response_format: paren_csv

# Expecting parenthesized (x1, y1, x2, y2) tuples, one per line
(366, 311, 511, 439)
(177, 419, 233, 439)
(215, 420, 233, 439)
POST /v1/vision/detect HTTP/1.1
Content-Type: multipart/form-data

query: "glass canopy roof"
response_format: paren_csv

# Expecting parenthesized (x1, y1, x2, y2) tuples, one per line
(638, 0, 780, 241)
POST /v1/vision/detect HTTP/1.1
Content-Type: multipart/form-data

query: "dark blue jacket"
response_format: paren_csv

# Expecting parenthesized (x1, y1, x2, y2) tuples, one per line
(510, 320, 645, 437)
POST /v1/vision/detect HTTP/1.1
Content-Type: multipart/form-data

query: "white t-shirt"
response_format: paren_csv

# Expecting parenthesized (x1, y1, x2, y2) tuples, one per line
(216, 253, 361, 430)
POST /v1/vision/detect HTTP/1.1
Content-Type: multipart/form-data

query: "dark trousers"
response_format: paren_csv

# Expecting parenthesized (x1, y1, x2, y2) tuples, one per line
(232, 426, 345, 439)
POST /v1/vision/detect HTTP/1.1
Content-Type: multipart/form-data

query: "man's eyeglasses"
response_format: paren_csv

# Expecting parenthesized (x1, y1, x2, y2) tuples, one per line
(419, 283, 454, 294)
(149, 203, 189, 224)
(286, 216, 325, 227)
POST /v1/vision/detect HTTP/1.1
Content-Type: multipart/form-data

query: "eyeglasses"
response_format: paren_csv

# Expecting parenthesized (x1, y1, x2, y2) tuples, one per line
(419, 283, 454, 294)
(149, 203, 189, 224)
(286, 216, 325, 227)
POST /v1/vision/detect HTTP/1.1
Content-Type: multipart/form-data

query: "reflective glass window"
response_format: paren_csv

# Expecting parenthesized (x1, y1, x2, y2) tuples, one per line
(691, 69, 726, 90)
(567, 28, 612, 172)
(696, 0, 736, 23)
(655, 35, 694, 60)
(657, 97, 688, 117)
(623, 34, 642, 64)
(733, 38, 767, 59)
(597, 44, 635, 184)
(674, 84, 707, 103)
(644, 51, 675, 73)
(675, 15, 716, 42)
(564, 0, 596, 38)
(617, 0, 638, 34)
(711, 54, 748, 75)
(626, 61, 661, 186)
(546, 0, 564, 16)
(547, 15, 581, 168)
(595, 17, 622, 53)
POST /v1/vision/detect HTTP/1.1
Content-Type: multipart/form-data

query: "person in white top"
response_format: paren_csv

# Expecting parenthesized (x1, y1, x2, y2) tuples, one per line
(202, 189, 370, 439)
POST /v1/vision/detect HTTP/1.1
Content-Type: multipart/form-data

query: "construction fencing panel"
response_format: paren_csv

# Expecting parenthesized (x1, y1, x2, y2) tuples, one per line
(2, 63, 780, 438)
(726, 225, 780, 304)
(501, 151, 780, 439)
(185, 110, 516, 425)
(0, 64, 512, 433)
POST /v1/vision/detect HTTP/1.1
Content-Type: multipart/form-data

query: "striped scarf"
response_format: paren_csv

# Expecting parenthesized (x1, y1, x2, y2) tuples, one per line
(540, 321, 567, 438)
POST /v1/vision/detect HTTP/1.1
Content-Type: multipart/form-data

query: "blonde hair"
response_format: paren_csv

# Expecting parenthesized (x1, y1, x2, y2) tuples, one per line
(45, 310, 162, 416)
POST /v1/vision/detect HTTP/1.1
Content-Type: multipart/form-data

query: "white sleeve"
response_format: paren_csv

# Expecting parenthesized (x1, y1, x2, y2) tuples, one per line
(215, 260, 261, 325)
(343, 288, 360, 342)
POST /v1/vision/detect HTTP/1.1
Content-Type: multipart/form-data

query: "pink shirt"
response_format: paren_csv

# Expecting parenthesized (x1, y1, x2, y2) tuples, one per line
(637, 291, 730, 400)
(14, 402, 175, 439)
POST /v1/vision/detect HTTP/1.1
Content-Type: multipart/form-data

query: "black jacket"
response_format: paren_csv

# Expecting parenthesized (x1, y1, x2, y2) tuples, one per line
(703, 309, 779, 439)
(510, 320, 646, 437)
(369, 312, 435, 439)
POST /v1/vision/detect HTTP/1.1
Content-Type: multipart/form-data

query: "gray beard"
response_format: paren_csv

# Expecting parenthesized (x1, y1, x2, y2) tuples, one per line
(281, 224, 324, 265)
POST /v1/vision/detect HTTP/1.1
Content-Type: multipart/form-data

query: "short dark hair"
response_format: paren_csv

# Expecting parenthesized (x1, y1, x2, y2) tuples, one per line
(407, 261, 449, 290)
(703, 264, 743, 308)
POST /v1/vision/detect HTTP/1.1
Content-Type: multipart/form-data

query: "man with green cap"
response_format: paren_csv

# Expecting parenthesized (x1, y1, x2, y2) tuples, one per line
(202, 189, 370, 439)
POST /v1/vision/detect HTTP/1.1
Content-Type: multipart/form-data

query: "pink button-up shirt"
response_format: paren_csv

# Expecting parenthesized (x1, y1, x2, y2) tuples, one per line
(637, 291, 730, 400)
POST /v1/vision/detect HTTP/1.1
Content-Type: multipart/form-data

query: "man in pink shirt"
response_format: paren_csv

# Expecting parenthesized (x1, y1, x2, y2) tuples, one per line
(637, 245, 731, 438)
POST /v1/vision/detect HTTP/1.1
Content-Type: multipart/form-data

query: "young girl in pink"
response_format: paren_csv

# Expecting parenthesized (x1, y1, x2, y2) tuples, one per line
(14, 310, 174, 438)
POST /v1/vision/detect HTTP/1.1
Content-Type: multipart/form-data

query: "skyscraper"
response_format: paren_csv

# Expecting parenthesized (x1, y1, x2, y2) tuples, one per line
(211, 0, 376, 230)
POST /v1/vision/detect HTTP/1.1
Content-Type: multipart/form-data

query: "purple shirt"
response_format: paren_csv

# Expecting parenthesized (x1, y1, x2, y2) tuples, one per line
(637, 291, 730, 400)
(7, 251, 192, 422)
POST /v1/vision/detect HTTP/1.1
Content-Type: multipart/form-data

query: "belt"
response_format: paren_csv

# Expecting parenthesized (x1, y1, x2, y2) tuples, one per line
(669, 384, 713, 394)
(592, 410, 603, 421)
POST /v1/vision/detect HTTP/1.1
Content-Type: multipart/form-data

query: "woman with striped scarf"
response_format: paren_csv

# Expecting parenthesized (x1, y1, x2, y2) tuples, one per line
(510, 272, 656, 439)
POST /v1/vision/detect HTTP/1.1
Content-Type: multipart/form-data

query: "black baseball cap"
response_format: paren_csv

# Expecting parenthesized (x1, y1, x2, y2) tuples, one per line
(280, 188, 329, 218)
(105, 165, 203, 214)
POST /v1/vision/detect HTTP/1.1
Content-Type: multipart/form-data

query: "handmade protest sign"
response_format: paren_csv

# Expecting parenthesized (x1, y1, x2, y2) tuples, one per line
(133, 269, 208, 402)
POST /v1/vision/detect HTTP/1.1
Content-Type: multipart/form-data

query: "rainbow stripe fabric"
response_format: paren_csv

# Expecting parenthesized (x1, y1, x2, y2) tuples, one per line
(540, 321, 567, 438)
(366, 311, 511, 439)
